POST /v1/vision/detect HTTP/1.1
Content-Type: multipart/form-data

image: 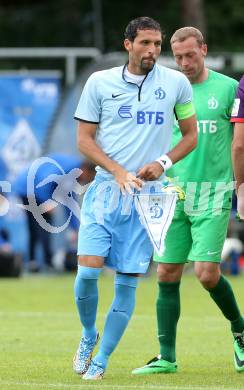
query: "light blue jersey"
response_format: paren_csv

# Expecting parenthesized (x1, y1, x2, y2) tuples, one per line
(75, 63, 193, 273)
(75, 63, 193, 178)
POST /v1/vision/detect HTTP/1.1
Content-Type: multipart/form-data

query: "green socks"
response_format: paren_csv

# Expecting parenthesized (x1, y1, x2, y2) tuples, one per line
(156, 275, 243, 365)
(207, 275, 244, 333)
(156, 281, 180, 363)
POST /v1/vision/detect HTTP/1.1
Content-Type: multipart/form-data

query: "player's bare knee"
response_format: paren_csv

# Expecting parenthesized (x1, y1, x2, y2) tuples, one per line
(196, 269, 220, 289)
(78, 255, 104, 268)
(157, 263, 183, 282)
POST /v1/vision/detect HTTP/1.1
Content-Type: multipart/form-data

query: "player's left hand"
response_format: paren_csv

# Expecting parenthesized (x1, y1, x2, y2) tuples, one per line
(137, 162, 164, 180)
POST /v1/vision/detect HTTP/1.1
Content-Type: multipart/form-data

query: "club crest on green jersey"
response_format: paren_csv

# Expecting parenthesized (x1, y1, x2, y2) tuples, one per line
(208, 96, 218, 109)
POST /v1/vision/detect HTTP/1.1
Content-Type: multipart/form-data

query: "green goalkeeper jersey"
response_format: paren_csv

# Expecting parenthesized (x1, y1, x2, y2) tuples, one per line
(168, 70, 238, 211)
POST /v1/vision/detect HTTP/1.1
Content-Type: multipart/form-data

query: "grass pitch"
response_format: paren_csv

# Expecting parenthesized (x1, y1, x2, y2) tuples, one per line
(0, 270, 244, 390)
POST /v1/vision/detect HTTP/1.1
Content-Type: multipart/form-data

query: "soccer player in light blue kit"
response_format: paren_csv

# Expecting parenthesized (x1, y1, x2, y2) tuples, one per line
(73, 16, 197, 380)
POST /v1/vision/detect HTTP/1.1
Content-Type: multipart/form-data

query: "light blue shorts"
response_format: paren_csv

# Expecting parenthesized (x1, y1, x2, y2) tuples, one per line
(77, 175, 153, 274)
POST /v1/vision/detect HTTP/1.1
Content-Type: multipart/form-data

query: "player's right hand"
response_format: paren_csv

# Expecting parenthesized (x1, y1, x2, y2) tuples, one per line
(137, 161, 164, 180)
(113, 167, 144, 195)
(237, 184, 244, 220)
(237, 198, 244, 220)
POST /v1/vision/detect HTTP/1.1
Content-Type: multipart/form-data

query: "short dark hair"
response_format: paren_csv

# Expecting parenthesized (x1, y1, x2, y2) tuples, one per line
(124, 16, 163, 42)
(170, 27, 205, 47)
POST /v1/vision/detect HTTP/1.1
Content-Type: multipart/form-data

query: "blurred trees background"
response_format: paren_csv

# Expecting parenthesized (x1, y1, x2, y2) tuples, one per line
(0, 0, 243, 52)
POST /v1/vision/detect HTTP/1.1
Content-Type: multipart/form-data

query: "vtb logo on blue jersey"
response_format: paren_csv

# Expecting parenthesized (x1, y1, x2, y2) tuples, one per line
(137, 111, 164, 124)
(118, 105, 132, 118)
(118, 106, 164, 124)
(154, 87, 166, 100)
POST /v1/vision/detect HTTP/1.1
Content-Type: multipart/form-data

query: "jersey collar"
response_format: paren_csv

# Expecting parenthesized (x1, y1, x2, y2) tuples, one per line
(122, 62, 156, 84)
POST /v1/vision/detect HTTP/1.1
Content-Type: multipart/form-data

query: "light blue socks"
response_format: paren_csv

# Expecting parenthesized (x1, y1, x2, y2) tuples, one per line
(93, 273, 138, 368)
(74, 265, 102, 340)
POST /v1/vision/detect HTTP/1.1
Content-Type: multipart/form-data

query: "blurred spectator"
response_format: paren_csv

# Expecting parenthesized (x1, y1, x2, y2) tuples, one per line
(221, 237, 243, 275)
(0, 228, 11, 252)
(0, 185, 23, 277)
(0, 157, 7, 181)
(0, 157, 12, 255)
(62, 159, 96, 271)
(0, 227, 22, 277)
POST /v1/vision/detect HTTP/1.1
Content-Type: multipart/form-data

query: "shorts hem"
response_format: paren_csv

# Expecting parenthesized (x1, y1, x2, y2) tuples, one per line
(188, 257, 221, 263)
(153, 257, 187, 264)
(77, 250, 108, 257)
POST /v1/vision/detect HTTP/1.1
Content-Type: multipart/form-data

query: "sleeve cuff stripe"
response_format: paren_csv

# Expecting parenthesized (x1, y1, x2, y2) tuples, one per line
(74, 117, 99, 124)
(230, 118, 244, 123)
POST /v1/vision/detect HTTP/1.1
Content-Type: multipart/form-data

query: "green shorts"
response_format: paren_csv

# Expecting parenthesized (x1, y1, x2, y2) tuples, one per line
(154, 204, 230, 264)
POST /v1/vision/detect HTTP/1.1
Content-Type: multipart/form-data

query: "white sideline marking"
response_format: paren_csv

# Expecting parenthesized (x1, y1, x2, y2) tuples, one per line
(0, 382, 239, 390)
(0, 311, 224, 321)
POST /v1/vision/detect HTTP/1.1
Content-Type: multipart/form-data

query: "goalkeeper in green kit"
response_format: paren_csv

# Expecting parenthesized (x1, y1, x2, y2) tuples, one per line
(132, 27, 244, 375)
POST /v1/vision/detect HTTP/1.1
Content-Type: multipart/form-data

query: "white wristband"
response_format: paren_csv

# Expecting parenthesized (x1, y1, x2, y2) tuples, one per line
(156, 154, 173, 171)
